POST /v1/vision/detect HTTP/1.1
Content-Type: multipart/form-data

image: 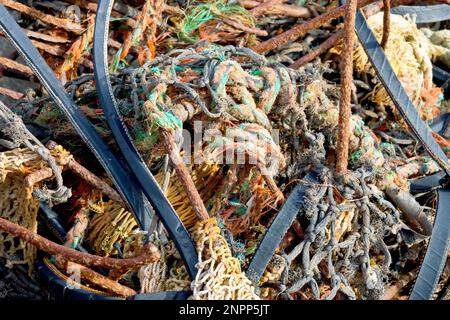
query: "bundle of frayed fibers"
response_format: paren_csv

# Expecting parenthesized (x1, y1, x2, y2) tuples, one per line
(190, 218, 259, 300)
(350, 13, 443, 120)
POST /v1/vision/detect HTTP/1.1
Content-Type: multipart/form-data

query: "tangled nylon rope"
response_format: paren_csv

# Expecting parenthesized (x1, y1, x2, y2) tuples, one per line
(0, 101, 71, 206)
(138, 240, 191, 293)
(177, 0, 255, 44)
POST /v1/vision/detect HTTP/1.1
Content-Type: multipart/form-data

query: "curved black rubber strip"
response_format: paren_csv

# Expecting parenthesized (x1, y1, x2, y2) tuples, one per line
(391, 5, 450, 23)
(353, 7, 450, 300)
(410, 172, 446, 193)
(39, 203, 71, 244)
(128, 291, 191, 300)
(433, 65, 450, 98)
(0, 4, 149, 230)
(410, 187, 450, 300)
(354, 9, 450, 176)
(93, 0, 198, 279)
(246, 171, 318, 283)
(38, 259, 191, 300)
(37, 259, 123, 301)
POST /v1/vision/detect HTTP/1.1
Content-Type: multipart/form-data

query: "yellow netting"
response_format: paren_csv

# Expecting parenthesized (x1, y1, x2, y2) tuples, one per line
(86, 163, 221, 256)
(0, 147, 69, 272)
(190, 218, 259, 300)
(138, 242, 191, 293)
(155, 162, 221, 229)
(86, 201, 139, 257)
(331, 13, 442, 120)
(353, 13, 432, 105)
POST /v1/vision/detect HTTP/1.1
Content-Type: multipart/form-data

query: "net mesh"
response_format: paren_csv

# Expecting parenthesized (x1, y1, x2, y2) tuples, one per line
(0, 146, 69, 272)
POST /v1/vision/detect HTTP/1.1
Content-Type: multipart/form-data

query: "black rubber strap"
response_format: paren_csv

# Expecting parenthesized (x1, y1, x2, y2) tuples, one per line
(93, 0, 198, 279)
(433, 65, 450, 97)
(410, 172, 447, 193)
(354, 9, 450, 177)
(0, 4, 149, 230)
(38, 257, 191, 301)
(391, 4, 450, 23)
(246, 172, 318, 284)
(37, 259, 123, 300)
(429, 113, 450, 136)
(410, 187, 450, 300)
(129, 291, 191, 300)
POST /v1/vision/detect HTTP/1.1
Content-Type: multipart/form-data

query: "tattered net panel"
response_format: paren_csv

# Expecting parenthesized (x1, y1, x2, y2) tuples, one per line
(0, 147, 70, 272)
(0, 174, 38, 272)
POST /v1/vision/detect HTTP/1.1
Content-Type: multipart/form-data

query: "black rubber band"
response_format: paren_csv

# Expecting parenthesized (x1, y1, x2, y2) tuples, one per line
(246, 172, 319, 284)
(391, 5, 450, 23)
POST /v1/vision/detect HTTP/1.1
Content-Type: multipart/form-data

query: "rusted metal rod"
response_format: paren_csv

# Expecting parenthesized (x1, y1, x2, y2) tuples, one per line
(160, 130, 210, 221)
(0, 216, 160, 270)
(24, 167, 53, 188)
(64, 207, 90, 249)
(0, 56, 33, 76)
(250, 0, 420, 54)
(46, 141, 126, 207)
(0, 0, 84, 34)
(335, 0, 358, 175)
(248, 0, 285, 17)
(380, 0, 391, 49)
(251, 0, 371, 54)
(0, 86, 24, 100)
(290, 30, 343, 69)
(66, 158, 126, 207)
(58, 259, 137, 297)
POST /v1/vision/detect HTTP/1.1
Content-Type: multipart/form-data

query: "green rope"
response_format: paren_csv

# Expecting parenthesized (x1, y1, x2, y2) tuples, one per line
(177, 0, 254, 43)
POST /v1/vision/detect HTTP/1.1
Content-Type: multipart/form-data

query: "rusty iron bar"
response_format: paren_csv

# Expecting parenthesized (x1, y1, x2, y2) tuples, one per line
(0, 56, 33, 76)
(290, 29, 343, 69)
(380, 0, 391, 49)
(335, 0, 358, 175)
(0, 0, 84, 34)
(160, 130, 210, 221)
(250, 0, 424, 54)
(66, 158, 126, 207)
(51, 257, 137, 297)
(24, 167, 54, 188)
(45, 141, 127, 207)
(0, 216, 160, 270)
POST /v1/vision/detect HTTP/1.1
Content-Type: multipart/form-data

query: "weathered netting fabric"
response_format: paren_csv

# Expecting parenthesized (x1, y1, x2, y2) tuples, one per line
(190, 218, 259, 300)
(0, 175, 38, 271)
(0, 147, 69, 271)
(86, 201, 139, 257)
(139, 241, 191, 293)
(139, 259, 168, 293)
(155, 162, 222, 229)
(421, 28, 450, 69)
(351, 13, 443, 119)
